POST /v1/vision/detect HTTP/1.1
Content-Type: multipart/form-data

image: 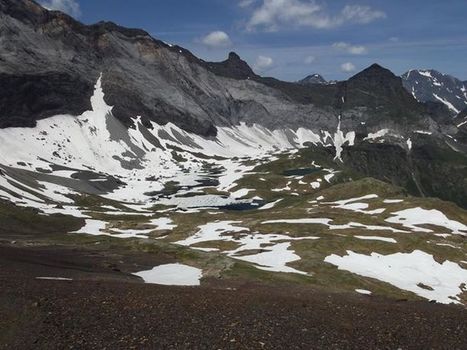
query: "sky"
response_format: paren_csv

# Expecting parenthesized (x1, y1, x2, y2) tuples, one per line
(38, 0, 467, 82)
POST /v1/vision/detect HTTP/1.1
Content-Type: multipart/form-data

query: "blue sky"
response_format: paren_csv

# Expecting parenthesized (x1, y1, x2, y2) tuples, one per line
(40, 0, 467, 82)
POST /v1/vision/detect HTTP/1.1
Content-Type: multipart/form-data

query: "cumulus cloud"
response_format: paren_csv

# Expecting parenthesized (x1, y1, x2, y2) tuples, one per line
(39, 0, 81, 17)
(304, 55, 316, 64)
(333, 42, 368, 55)
(341, 62, 356, 72)
(245, 0, 385, 31)
(201, 31, 233, 48)
(254, 55, 274, 72)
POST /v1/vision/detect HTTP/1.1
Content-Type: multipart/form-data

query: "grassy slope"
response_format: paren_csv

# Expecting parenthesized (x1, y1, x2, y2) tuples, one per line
(1, 147, 466, 304)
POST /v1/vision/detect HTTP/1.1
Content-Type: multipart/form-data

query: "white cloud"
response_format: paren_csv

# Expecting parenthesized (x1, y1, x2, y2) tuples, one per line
(341, 62, 356, 73)
(201, 31, 232, 48)
(304, 55, 316, 64)
(333, 42, 368, 55)
(254, 55, 274, 72)
(246, 0, 385, 31)
(39, 0, 81, 17)
(239, 0, 257, 8)
(340, 5, 386, 24)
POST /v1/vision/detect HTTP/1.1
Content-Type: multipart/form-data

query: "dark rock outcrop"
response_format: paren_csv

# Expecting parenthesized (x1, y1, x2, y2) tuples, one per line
(0, 72, 93, 128)
(205, 52, 257, 80)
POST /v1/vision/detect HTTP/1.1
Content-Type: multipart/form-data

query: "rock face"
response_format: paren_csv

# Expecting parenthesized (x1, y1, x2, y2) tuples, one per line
(0, 73, 93, 128)
(402, 69, 467, 116)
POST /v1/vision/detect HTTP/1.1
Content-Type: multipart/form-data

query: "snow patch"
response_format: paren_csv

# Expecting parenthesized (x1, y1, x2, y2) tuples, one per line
(385, 207, 467, 235)
(176, 221, 318, 275)
(325, 250, 467, 304)
(354, 235, 397, 243)
(133, 263, 202, 286)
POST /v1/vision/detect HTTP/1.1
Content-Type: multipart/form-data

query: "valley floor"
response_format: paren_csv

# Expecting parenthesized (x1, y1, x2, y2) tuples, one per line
(0, 244, 466, 350)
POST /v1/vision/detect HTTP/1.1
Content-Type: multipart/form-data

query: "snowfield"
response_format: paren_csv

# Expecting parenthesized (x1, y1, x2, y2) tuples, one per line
(0, 75, 355, 209)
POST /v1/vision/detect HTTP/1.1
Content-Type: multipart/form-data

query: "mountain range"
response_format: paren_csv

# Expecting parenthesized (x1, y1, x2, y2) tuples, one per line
(298, 69, 467, 117)
(2, 1, 465, 203)
(0, 0, 467, 318)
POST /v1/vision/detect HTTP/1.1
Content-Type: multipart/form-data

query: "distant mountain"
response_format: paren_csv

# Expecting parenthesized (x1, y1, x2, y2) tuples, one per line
(0, 0, 466, 210)
(401, 69, 467, 116)
(298, 74, 328, 85)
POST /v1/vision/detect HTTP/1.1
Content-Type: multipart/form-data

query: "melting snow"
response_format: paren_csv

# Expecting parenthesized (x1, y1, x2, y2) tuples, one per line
(407, 138, 412, 150)
(259, 199, 283, 210)
(325, 250, 467, 304)
(433, 93, 460, 114)
(324, 194, 385, 215)
(36, 277, 73, 281)
(383, 199, 403, 204)
(385, 207, 467, 235)
(323, 116, 355, 162)
(355, 289, 372, 295)
(364, 129, 389, 141)
(230, 188, 252, 199)
(418, 70, 432, 78)
(73, 219, 107, 236)
(150, 217, 177, 230)
(133, 263, 202, 286)
(354, 235, 397, 243)
(262, 218, 405, 233)
(175, 221, 318, 275)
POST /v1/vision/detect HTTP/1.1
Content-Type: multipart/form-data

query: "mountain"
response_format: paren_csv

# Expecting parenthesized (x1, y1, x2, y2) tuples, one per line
(401, 69, 467, 116)
(0, 0, 457, 139)
(0, 0, 466, 206)
(0, 0, 467, 315)
(298, 74, 328, 85)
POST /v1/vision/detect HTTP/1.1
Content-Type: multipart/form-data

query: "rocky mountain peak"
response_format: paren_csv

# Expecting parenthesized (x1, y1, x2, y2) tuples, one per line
(338, 63, 426, 120)
(227, 51, 241, 61)
(350, 63, 398, 83)
(298, 74, 327, 85)
(346, 63, 408, 97)
(206, 52, 256, 80)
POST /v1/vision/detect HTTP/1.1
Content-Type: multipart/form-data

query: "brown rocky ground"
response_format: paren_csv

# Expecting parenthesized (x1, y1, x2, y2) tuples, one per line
(0, 244, 466, 349)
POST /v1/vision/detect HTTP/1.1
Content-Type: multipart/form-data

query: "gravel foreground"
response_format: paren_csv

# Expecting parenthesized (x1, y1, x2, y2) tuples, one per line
(0, 245, 466, 350)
